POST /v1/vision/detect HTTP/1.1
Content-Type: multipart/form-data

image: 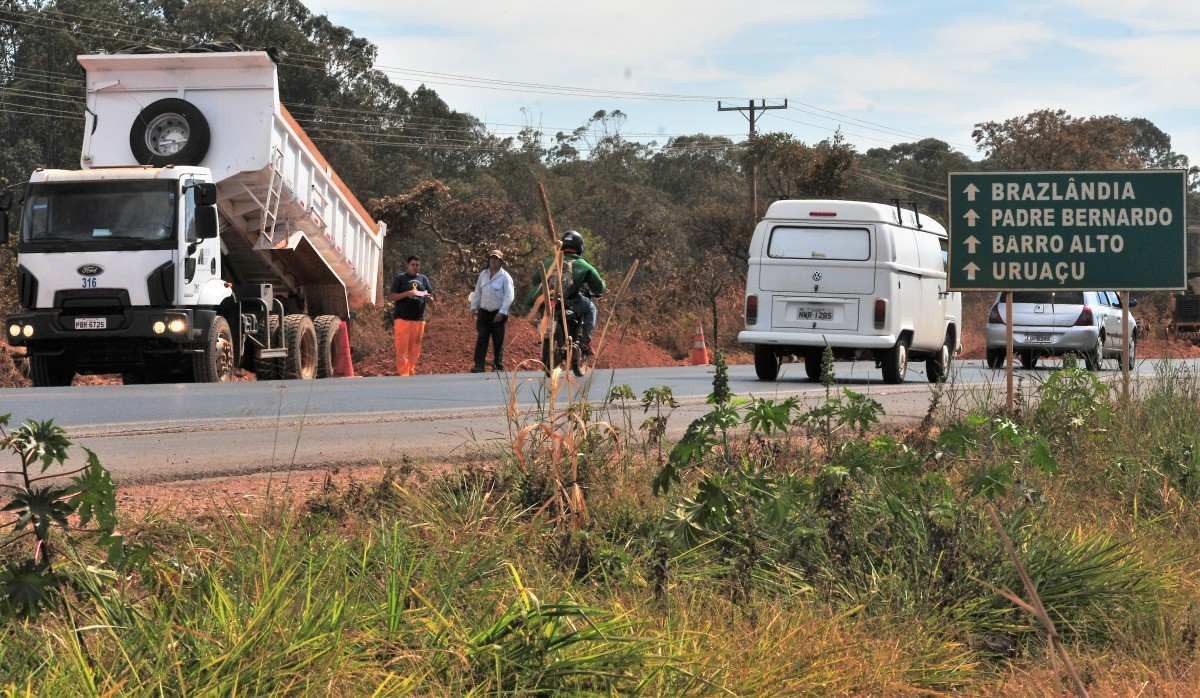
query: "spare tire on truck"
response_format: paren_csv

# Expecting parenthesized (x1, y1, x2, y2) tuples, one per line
(129, 98, 211, 166)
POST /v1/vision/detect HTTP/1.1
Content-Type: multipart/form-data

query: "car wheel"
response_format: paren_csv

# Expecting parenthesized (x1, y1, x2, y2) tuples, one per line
(986, 348, 1005, 369)
(754, 345, 780, 381)
(1083, 341, 1103, 372)
(881, 339, 908, 384)
(1019, 350, 1039, 370)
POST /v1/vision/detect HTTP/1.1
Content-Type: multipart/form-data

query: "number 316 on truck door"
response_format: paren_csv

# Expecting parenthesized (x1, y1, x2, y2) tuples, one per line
(81, 276, 97, 288)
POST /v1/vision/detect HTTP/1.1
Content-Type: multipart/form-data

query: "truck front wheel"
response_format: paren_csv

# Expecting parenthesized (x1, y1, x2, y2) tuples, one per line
(194, 316, 235, 383)
(30, 354, 74, 387)
(283, 314, 318, 380)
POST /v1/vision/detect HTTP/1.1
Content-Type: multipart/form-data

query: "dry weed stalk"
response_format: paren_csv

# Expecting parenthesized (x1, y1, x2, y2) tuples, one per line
(985, 503, 1090, 698)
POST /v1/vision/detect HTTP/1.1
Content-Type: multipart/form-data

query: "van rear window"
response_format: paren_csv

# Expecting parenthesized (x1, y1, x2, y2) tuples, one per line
(1011, 292, 1084, 304)
(768, 226, 870, 261)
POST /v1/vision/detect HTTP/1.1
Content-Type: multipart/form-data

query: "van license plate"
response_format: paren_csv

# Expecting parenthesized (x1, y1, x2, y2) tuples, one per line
(1025, 333, 1052, 344)
(74, 318, 106, 330)
(797, 308, 834, 322)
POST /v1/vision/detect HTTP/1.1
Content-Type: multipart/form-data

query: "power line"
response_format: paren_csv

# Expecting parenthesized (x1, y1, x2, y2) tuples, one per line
(854, 170, 947, 201)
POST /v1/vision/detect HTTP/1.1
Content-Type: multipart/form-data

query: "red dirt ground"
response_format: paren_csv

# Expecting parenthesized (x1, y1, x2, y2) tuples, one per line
(351, 304, 682, 377)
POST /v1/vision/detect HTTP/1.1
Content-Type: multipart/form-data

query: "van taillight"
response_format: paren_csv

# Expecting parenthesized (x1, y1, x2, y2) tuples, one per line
(745, 295, 758, 325)
(874, 299, 887, 328)
(809, 211, 837, 217)
(1075, 306, 1094, 326)
(988, 305, 1003, 324)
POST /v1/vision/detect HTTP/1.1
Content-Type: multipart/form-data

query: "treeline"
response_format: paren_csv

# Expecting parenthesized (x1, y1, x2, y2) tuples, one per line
(1, 0, 1197, 351)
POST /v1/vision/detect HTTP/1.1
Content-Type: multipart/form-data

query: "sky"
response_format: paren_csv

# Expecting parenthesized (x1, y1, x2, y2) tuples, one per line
(302, 0, 1200, 163)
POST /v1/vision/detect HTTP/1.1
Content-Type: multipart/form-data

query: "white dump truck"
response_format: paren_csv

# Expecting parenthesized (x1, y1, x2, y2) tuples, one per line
(0, 50, 386, 386)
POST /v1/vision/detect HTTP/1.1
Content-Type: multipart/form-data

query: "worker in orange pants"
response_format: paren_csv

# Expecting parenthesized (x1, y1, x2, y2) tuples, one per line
(387, 255, 435, 376)
(393, 319, 426, 376)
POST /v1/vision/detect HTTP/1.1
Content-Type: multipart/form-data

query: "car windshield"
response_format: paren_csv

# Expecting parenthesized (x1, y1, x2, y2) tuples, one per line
(1011, 292, 1084, 305)
(22, 180, 177, 245)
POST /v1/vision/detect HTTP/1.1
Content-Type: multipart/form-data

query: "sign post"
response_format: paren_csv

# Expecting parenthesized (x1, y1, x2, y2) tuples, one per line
(948, 170, 1187, 409)
(1006, 291, 1014, 411)
(1122, 291, 1131, 402)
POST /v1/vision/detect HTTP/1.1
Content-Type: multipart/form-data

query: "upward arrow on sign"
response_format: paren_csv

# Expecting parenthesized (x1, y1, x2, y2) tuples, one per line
(963, 235, 980, 254)
(963, 209, 980, 227)
(962, 262, 980, 281)
(963, 182, 980, 201)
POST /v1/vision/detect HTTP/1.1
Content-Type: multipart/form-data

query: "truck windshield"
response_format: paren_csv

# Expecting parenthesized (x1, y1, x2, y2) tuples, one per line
(22, 181, 177, 249)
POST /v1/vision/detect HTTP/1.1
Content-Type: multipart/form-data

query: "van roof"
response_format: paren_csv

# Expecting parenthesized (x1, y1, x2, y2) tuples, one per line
(763, 199, 946, 234)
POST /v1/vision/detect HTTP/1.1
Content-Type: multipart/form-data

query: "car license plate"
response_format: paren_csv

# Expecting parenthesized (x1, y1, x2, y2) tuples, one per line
(1025, 333, 1052, 344)
(797, 308, 834, 321)
(74, 318, 107, 330)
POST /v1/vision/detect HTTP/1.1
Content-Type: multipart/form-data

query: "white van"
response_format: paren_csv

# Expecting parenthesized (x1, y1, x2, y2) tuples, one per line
(738, 200, 962, 384)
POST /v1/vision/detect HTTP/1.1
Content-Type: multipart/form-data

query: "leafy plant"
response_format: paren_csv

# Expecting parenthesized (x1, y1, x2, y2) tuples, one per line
(0, 415, 128, 617)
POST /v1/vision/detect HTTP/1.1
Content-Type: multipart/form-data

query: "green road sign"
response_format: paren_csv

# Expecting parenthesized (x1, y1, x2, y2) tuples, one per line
(947, 170, 1187, 290)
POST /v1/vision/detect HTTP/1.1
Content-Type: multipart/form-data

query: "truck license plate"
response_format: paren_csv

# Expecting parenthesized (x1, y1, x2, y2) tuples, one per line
(74, 318, 107, 330)
(797, 308, 834, 321)
(1025, 333, 1052, 344)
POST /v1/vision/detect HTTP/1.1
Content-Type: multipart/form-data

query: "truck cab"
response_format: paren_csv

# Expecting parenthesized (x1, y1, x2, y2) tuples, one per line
(7, 167, 232, 384)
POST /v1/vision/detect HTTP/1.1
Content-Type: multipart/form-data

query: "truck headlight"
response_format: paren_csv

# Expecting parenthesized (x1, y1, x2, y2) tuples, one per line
(167, 317, 188, 334)
(8, 324, 19, 338)
(21, 325, 34, 338)
(152, 321, 167, 335)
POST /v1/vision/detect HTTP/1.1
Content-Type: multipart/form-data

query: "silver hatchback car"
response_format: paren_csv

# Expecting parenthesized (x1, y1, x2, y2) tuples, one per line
(985, 291, 1138, 371)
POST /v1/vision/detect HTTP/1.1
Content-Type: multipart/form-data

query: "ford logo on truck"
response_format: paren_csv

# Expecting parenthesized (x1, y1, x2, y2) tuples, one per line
(77, 264, 104, 276)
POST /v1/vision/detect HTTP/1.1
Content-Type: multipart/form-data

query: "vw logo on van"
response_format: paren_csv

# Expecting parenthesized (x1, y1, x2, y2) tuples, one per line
(812, 271, 823, 282)
(77, 264, 104, 276)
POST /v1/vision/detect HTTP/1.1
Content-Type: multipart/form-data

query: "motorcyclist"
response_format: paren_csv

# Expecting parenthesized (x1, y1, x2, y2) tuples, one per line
(528, 230, 606, 353)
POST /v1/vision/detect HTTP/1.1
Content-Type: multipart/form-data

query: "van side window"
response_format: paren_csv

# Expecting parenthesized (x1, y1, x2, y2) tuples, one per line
(892, 227, 920, 268)
(915, 231, 945, 275)
(767, 226, 870, 261)
(938, 237, 949, 273)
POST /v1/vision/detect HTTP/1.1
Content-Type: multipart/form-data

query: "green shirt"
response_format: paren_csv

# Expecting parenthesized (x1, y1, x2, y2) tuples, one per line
(527, 254, 606, 306)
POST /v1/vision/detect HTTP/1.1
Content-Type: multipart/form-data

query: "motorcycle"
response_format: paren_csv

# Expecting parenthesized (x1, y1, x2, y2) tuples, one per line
(541, 294, 593, 377)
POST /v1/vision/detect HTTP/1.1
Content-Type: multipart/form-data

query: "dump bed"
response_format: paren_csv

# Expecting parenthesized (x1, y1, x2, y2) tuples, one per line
(77, 51, 385, 317)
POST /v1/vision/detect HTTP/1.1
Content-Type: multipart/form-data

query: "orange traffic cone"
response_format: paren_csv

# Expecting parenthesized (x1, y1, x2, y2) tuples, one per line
(689, 321, 710, 366)
(333, 320, 356, 377)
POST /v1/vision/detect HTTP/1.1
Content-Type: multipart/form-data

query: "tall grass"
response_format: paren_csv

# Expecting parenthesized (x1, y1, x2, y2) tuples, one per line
(5, 365, 1200, 694)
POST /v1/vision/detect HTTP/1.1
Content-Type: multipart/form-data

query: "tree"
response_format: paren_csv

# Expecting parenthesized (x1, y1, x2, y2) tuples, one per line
(972, 109, 1189, 172)
(746, 131, 856, 204)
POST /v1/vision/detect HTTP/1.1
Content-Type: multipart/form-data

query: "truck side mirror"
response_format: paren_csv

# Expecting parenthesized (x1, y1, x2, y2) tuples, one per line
(1127, 296, 1138, 308)
(196, 205, 219, 240)
(0, 190, 11, 245)
(196, 182, 218, 207)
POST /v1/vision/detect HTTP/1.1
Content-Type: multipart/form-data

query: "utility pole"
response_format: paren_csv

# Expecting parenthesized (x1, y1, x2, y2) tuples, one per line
(719, 98, 788, 225)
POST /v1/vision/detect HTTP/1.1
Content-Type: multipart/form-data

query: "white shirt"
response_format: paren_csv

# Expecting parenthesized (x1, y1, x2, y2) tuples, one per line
(471, 267, 515, 315)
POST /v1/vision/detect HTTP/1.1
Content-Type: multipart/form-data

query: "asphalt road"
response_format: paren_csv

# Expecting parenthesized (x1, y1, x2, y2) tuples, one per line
(0, 358, 1183, 483)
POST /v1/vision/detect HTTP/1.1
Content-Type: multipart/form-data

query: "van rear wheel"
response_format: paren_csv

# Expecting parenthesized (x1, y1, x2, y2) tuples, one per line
(804, 353, 822, 381)
(753, 346, 780, 381)
(881, 340, 908, 384)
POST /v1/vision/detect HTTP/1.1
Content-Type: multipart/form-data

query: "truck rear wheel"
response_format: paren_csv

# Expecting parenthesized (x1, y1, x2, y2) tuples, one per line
(254, 315, 283, 380)
(804, 353, 822, 381)
(753, 345, 780, 381)
(314, 315, 342, 378)
(194, 316, 235, 383)
(282, 314, 318, 380)
(30, 354, 74, 387)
